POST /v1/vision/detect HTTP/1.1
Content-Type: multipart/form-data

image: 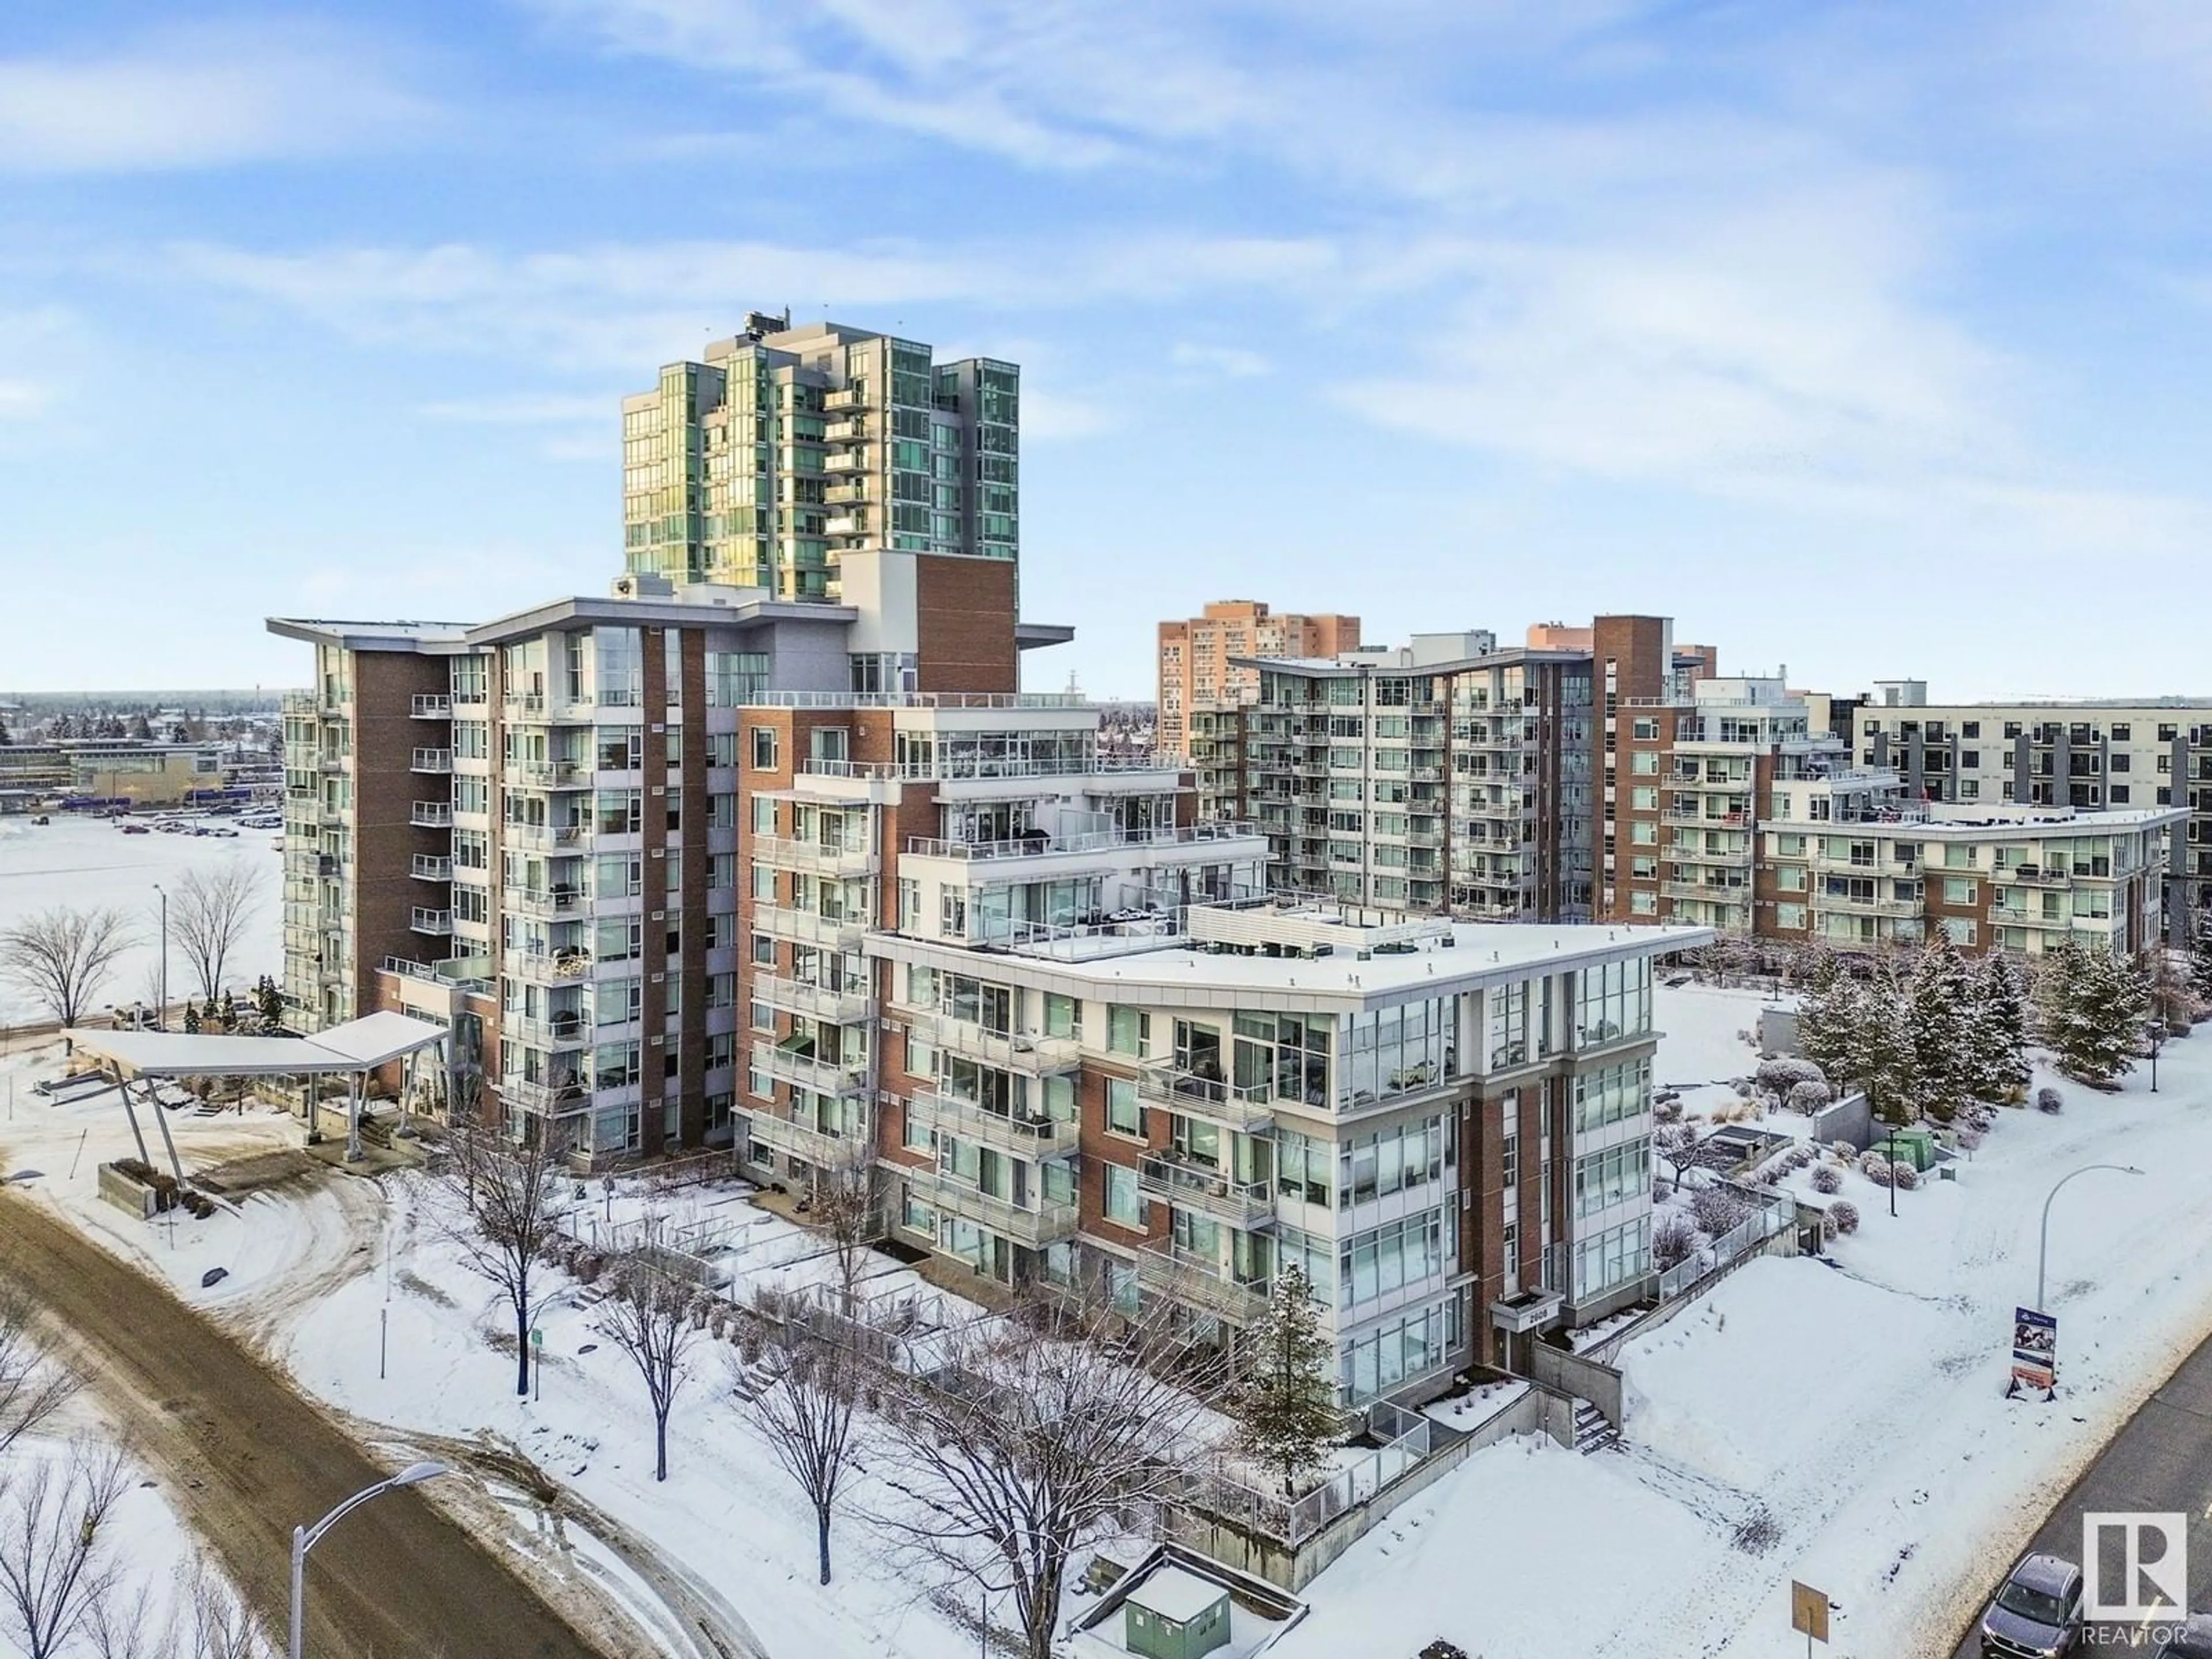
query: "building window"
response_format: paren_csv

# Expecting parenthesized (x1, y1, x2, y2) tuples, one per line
(1107, 1005, 1149, 1056)
(1103, 1163, 1145, 1228)
(1943, 877, 1978, 905)
(1044, 992, 1078, 1039)
(1105, 1077, 1145, 1138)
(749, 726, 778, 771)
(1942, 917, 1978, 946)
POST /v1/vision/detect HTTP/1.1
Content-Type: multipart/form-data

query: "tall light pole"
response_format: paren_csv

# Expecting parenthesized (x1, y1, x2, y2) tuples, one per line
(2037, 1164, 2144, 1312)
(153, 884, 168, 1029)
(289, 1461, 449, 1659)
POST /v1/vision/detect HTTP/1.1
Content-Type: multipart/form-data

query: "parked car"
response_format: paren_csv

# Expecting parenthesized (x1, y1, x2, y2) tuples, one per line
(2154, 1615, 2212, 1658)
(119, 822, 150, 835)
(1980, 1554, 2084, 1657)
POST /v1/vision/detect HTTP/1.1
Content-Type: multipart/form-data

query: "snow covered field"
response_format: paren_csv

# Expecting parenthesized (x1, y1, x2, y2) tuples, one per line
(1274, 982, 2212, 1659)
(0, 815, 284, 1024)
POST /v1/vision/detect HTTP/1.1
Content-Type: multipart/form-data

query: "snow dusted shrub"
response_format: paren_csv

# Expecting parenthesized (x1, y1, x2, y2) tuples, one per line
(573, 1250, 604, 1284)
(1690, 1184, 1752, 1237)
(1654, 1096, 1684, 1124)
(1860, 1155, 1895, 1188)
(1820, 1211, 1839, 1244)
(1756, 1056, 1827, 1094)
(2037, 1085, 2064, 1113)
(1653, 1211, 1698, 1270)
(1830, 1200, 1861, 1235)
(1786, 1080, 1834, 1115)
(1790, 1146, 1817, 1171)
(1831, 1139, 1857, 1162)
(1810, 1166, 1843, 1195)
(1955, 1126, 1983, 1153)
(1892, 1162, 1920, 1191)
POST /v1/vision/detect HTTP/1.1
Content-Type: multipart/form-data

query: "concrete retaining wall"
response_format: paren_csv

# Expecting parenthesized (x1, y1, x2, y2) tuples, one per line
(1529, 1343, 1626, 1425)
(96, 1162, 157, 1220)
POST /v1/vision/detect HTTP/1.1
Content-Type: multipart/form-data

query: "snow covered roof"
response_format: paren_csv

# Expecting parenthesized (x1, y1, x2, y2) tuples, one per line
(1124, 1566, 1228, 1624)
(63, 1012, 448, 1078)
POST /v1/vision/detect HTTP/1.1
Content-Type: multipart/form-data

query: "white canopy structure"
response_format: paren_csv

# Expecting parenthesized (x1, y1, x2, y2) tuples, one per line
(65, 1012, 449, 1180)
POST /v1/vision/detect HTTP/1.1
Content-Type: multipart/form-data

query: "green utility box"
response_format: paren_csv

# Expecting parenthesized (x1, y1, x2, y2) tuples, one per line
(1881, 1126, 1937, 1172)
(1124, 1567, 1233, 1659)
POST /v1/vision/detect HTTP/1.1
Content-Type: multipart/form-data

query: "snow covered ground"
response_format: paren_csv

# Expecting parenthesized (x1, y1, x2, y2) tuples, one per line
(0, 815, 285, 1024)
(1274, 983, 2212, 1659)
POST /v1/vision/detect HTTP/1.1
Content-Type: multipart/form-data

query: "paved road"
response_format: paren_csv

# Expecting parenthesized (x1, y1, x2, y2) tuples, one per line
(0, 1190, 612, 1659)
(1948, 1327, 2212, 1654)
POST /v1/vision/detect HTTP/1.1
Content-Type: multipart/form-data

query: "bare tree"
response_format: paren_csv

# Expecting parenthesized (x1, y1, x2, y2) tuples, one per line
(0, 1442, 130, 1659)
(806, 1139, 880, 1313)
(168, 863, 262, 1004)
(442, 1122, 571, 1397)
(736, 1293, 864, 1585)
(1655, 1120, 1708, 1191)
(865, 1299, 1224, 1659)
(0, 907, 135, 1029)
(84, 1564, 272, 1659)
(595, 1257, 699, 1482)
(0, 1294, 76, 1460)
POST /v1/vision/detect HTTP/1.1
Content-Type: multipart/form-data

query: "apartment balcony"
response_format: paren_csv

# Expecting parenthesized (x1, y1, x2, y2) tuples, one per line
(823, 387, 873, 412)
(409, 908, 454, 936)
(822, 482, 869, 505)
(507, 760, 591, 790)
(314, 853, 343, 880)
(506, 822, 589, 853)
(504, 692, 547, 717)
(824, 513, 869, 537)
(410, 694, 450, 719)
(752, 1040, 869, 1099)
(410, 748, 453, 775)
(1137, 1063, 1278, 1132)
(907, 1169, 1078, 1248)
(1136, 1154, 1275, 1230)
(755, 906, 869, 950)
(907, 1015, 1081, 1074)
(750, 835, 880, 878)
(1816, 895, 1925, 922)
(822, 451, 866, 474)
(822, 419, 868, 443)
(1134, 1242, 1270, 1325)
(753, 972, 875, 1027)
(1662, 880, 1749, 904)
(2005, 865, 2088, 887)
(507, 886, 585, 921)
(908, 1090, 1080, 1157)
(498, 1076, 590, 1117)
(409, 802, 452, 828)
(410, 855, 452, 882)
(503, 1012, 590, 1051)
(318, 753, 349, 774)
(506, 946, 594, 984)
(745, 1110, 866, 1170)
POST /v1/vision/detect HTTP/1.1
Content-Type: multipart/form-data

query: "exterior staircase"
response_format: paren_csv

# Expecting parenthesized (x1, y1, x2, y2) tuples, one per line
(1573, 1398, 1620, 1455)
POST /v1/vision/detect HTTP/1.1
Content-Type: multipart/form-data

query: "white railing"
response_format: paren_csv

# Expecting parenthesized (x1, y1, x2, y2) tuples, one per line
(410, 695, 450, 718)
(1134, 1241, 1270, 1323)
(751, 1040, 868, 1097)
(755, 907, 869, 948)
(752, 972, 874, 1025)
(409, 802, 453, 828)
(750, 691, 1092, 710)
(1136, 1154, 1274, 1227)
(1657, 1191, 1798, 1300)
(798, 755, 1181, 782)
(750, 835, 879, 877)
(906, 1090, 1079, 1157)
(410, 749, 453, 774)
(410, 908, 453, 935)
(908, 1169, 1078, 1247)
(905, 1015, 1081, 1073)
(902, 821, 1262, 862)
(410, 855, 452, 881)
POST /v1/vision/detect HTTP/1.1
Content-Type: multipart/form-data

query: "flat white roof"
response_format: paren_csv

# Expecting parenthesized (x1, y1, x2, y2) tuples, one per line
(874, 921, 1714, 1011)
(1125, 1566, 1228, 1623)
(63, 1012, 448, 1079)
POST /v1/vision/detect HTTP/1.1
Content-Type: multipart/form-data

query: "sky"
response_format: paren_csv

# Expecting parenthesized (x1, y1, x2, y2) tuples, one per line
(2, 1, 2209, 702)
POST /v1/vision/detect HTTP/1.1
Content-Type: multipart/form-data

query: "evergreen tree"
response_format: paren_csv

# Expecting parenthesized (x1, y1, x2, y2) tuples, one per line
(1968, 953, 2032, 1101)
(255, 975, 285, 1029)
(2042, 942, 2149, 1085)
(182, 1000, 201, 1035)
(2191, 923, 2212, 1005)
(1795, 956, 1859, 1085)
(1855, 967, 1921, 1126)
(1905, 937, 1971, 1121)
(1232, 1262, 1342, 1498)
(0, 709, 10, 745)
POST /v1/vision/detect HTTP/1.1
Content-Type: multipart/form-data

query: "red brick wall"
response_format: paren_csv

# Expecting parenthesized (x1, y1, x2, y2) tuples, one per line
(915, 555, 1018, 692)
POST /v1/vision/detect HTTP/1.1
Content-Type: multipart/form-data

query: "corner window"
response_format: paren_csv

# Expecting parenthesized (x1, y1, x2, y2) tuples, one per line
(749, 726, 779, 771)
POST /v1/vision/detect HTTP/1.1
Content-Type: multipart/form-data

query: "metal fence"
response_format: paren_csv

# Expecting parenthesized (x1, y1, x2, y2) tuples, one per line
(1184, 1398, 1437, 1546)
(1657, 1189, 1797, 1301)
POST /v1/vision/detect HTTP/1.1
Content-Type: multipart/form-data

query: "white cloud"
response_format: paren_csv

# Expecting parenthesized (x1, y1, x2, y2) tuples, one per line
(1169, 342, 1269, 378)
(0, 22, 435, 173)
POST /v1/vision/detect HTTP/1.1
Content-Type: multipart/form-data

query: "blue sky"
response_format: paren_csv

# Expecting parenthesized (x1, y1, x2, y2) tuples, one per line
(2, 1, 2209, 699)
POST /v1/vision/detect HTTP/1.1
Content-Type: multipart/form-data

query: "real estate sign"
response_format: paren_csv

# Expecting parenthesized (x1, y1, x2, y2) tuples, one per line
(2011, 1306, 2057, 1393)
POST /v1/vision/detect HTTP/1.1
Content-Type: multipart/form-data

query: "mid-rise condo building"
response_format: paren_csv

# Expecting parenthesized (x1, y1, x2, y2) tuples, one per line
(1158, 601, 1361, 762)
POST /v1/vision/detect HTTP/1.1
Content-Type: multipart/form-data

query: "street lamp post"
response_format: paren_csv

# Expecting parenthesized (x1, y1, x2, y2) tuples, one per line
(153, 884, 168, 1030)
(288, 1461, 449, 1659)
(2036, 1164, 2145, 1313)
